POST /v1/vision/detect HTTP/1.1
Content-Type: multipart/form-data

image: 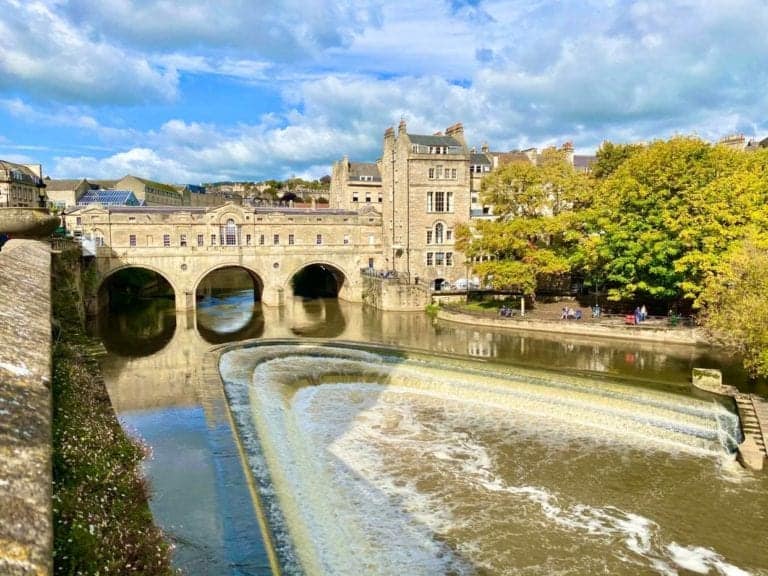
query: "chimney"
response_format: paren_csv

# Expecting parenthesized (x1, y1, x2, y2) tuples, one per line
(445, 122, 466, 147)
(561, 141, 575, 164)
(398, 119, 407, 135)
(481, 142, 489, 153)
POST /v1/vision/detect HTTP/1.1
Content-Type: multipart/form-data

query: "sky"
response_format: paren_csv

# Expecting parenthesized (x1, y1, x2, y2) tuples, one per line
(1, 0, 767, 184)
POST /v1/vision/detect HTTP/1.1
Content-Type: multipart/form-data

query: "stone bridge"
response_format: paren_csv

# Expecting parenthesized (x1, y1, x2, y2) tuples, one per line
(63, 203, 386, 309)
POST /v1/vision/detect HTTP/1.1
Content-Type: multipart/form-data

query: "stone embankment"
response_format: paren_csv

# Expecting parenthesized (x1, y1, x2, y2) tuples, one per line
(0, 240, 53, 576)
(691, 369, 766, 471)
(437, 307, 707, 345)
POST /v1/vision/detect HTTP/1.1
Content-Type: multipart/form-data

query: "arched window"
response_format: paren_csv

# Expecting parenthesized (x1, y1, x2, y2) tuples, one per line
(225, 219, 237, 246)
(434, 222, 444, 244)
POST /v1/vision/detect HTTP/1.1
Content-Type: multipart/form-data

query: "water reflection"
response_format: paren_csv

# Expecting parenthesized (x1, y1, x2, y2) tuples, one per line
(92, 297, 176, 357)
(92, 291, 758, 575)
(197, 289, 265, 344)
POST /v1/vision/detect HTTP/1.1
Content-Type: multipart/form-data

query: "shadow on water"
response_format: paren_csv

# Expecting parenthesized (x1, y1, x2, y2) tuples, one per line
(288, 297, 347, 338)
(196, 289, 265, 344)
(90, 297, 177, 357)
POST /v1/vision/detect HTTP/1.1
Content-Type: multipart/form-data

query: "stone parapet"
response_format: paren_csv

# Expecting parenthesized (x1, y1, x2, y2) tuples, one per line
(0, 240, 52, 575)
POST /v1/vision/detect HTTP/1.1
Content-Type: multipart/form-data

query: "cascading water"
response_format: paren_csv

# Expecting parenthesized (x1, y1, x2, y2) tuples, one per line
(220, 343, 761, 576)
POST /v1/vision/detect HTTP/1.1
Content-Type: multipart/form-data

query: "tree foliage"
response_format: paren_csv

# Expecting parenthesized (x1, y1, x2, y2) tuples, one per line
(458, 149, 591, 294)
(700, 232, 768, 378)
(581, 138, 768, 302)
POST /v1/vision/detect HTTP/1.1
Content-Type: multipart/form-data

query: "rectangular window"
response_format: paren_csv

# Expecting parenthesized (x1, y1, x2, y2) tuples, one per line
(368, 235, 375, 245)
(180, 234, 187, 247)
(427, 192, 433, 212)
(259, 234, 265, 245)
(129, 234, 136, 247)
(426, 230, 432, 244)
(288, 234, 295, 245)
(316, 234, 323, 245)
(76, 217, 82, 225)
(352, 195, 359, 202)
(435, 252, 445, 266)
(343, 234, 350, 245)
(246, 234, 252, 246)
(128, 216, 136, 222)
(446, 252, 453, 266)
(426, 252, 433, 266)
(211, 234, 216, 246)
(365, 196, 371, 203)
(197, 234, 204, 247)
(368, 257, 374, 268)
(434, 191, 445, 212)
(428, 167, 435, 179)
(436, 165, 443, 178)
(451, 168, 457, 179)
(273, 234, 279, 245)
(163, 234, 170, 247)
(446, 230, 452, 241)
(378, 196, 382, 203)
(446, 191, 453, 212)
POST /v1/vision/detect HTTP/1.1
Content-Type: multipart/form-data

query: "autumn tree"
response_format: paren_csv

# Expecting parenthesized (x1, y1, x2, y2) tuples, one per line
(580, 137, 768, 303)
(700, 231, 768, 378)
(457, 149, 592, 294)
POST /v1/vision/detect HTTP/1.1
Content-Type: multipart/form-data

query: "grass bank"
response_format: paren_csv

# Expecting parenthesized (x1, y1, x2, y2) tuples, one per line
(52, 256, 175, 575)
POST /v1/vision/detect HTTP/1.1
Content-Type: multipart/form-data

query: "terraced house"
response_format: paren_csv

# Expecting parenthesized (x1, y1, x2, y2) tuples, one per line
(0, 160, 47, 207)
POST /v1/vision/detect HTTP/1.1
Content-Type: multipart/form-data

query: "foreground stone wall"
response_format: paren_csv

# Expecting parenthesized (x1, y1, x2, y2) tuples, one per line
(0, 240, 52, 575)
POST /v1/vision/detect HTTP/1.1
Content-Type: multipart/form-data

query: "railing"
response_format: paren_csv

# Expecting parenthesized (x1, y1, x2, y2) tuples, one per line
(361, 268, 411, 283)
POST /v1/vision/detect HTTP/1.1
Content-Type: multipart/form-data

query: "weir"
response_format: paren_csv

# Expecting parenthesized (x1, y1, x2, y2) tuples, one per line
(218, 341, 754, 576)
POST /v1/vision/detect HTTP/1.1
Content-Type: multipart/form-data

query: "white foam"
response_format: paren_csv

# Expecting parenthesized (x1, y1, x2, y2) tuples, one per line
(220, 345, 753, 576)
(667, 543, 752, 576)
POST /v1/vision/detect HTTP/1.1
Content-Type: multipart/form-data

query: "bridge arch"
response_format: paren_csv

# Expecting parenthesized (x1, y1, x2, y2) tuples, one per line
(96, 263, 180, 314)
(193, 264, 265, 303)
(286, 260, 351, 300)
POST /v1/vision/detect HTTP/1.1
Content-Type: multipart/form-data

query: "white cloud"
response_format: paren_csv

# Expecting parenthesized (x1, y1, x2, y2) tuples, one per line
(0, 1, 177, 104)
(6, 0, 768, 182)
(62, 0, 383, 59)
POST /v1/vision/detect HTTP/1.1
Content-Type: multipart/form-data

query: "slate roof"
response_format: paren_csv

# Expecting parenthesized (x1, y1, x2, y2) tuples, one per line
(349, 162, 381, 181)
(573, 155, 596, 170)
(0, 160, 45, 186)
(76, 189, 142, 206)
(409, 134, 462, 147)
(45, 178, 86, 191)
(470, 153, 492, 166)
(89, 179, 118, 189)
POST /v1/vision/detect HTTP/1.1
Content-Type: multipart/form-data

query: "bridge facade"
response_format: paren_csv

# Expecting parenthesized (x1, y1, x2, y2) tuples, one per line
(63, 203, 386, 309)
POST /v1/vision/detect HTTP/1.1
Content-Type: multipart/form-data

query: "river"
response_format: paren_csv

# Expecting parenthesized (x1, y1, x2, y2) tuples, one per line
(91, 288, 768, 576)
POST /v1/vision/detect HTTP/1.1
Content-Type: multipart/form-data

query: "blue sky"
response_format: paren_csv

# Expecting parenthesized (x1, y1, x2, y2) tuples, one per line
(1, 0, 766, 183)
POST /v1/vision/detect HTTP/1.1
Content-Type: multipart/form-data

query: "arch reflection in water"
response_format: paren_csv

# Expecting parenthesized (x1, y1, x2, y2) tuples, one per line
(196, 289, 265, 344)
(92, 296, 177, 357)
(288, 297, 347, 338)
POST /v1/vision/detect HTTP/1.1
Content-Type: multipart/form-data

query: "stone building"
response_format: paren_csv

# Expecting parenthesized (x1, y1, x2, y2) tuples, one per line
(44, 178, 93, 209)
(379, 121, 473, 290)
(329, 158, 383, 210)
(115, 175, 184, 206)
(0, 160, 47, 207)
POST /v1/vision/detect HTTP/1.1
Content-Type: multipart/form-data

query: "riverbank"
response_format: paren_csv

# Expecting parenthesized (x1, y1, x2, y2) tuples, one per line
(51, 252, 175, 575)
(436, 304, 708, 345)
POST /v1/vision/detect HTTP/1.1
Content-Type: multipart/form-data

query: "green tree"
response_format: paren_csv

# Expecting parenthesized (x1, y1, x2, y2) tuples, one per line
(582, 138, 768, 303)
(700, 232, 768, 378)
(457, 149, 592, 294)
(591, 141, 645, 179)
